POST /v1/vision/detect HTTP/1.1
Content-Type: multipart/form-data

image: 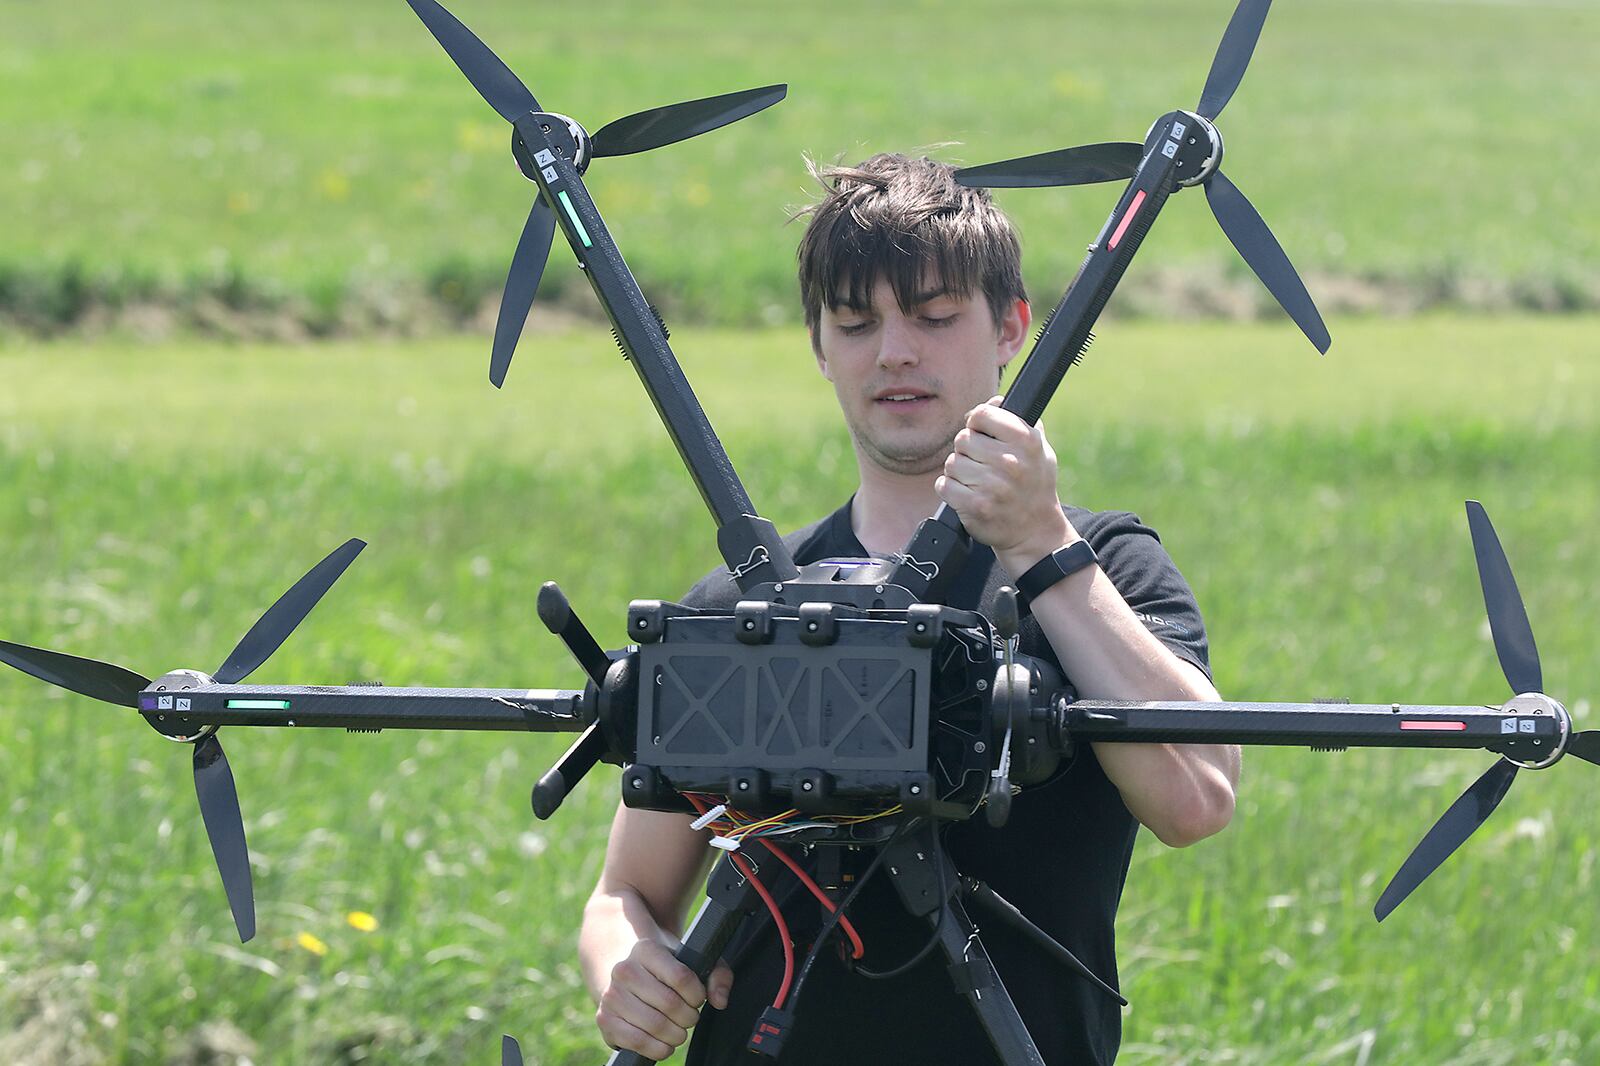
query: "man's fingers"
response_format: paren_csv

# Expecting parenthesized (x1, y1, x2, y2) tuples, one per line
(935, 474, 980, 513)
(626, 968, 703, 1030)
(952, 427, 1021, 466)
(595, 940, 723, 1060)
(943, 452, 992, 491)
(636, 941, 707, 1009)
(600, 1014, 678, 1061)
(614, 987, 691, 1045)
(966, 400, 1032, 443)
(950, 434, 1032, 496)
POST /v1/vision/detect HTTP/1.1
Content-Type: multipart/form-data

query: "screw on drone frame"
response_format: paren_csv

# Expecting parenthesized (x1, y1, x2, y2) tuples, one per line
(1373, 502, 1600, 920)
(404, 0, 799, 593)
(404, 0, 784, 388)
(0, 538, 366, 942)
(890, 0, 1328, 601)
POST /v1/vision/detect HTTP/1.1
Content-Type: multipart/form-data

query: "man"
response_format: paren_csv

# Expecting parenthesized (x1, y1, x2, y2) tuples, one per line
(577, 153, 1239, 1064)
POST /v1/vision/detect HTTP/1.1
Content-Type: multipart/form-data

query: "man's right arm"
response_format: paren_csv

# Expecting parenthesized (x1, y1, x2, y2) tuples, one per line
(579, 802, 734, 1059)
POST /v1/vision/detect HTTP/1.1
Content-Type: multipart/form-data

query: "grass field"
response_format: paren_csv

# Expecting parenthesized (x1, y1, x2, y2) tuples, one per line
(1, 315, 1597, 1063)
(5, 0, 1600, 324)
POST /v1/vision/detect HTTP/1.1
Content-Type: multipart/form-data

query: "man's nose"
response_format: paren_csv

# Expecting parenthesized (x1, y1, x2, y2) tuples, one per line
(876, 316, 920, 370)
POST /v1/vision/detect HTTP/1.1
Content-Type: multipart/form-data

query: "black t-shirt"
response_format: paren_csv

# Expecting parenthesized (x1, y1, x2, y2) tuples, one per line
(680, 500, 1209, 1066)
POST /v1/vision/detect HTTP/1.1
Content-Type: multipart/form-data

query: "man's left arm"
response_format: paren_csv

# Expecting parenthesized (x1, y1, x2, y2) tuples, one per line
(938, 399, 1239, 848)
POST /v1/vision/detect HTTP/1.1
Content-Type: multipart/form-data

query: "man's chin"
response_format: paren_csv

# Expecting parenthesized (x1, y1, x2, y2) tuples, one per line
(858, 438, 950, 477)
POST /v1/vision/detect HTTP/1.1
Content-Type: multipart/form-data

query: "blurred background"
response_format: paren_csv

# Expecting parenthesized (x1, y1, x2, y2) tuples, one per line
(1, 1, 1597, 1063)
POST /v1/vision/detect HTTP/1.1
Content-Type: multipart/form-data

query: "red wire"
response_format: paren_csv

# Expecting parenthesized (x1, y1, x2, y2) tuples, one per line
(728, 851, 795, 1008)
(757, 839, 865, 960)
(686, 794, 795, 1008)
(685, 793, 868, 963)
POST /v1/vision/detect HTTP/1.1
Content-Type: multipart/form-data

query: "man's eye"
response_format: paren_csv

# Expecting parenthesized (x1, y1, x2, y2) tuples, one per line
(838, 321, 872, 336)
(922, 314, 957, 328)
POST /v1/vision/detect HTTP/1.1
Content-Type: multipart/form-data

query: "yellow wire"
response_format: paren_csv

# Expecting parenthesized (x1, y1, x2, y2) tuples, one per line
(696, 796, 905, 841)
(728, 808, 801, 840)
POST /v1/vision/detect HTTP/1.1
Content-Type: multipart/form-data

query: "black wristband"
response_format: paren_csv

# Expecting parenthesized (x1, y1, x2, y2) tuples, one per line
(1015, 539, 1099, 607)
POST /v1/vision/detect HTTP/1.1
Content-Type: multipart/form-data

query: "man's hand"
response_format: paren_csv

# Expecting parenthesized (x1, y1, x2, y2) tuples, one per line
(936, 396, 1073, 564)
(595, 939, 733, 1059)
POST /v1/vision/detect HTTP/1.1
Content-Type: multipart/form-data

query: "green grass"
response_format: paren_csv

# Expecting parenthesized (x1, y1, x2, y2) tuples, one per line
(1, 315, 1598, 1063)
(3, 0, 1599, 323)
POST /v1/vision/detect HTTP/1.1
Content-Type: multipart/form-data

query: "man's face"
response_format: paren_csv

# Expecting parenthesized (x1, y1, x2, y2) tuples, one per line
(813, 277, 1029, 476)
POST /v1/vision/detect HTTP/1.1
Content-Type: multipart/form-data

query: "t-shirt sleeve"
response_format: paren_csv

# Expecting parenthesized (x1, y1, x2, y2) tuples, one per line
(1081, 510, 1212, 681)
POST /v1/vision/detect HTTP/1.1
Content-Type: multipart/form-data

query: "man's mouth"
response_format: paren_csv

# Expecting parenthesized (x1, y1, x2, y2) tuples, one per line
(874, 389, 935, 407)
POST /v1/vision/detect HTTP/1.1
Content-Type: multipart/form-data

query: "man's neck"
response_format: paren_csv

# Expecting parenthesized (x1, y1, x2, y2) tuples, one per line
(849, 452, 943, 557)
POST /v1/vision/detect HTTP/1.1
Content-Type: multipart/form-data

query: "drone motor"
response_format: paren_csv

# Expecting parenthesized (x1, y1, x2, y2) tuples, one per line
(1172, 110, 1224, 187)
(512, 110, 592, 178)
(1496, 691, 1571, 769)
(141, 668, 218, 742)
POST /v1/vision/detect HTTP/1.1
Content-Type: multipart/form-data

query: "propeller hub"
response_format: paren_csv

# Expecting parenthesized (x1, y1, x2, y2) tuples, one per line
(1497, 691, 1569, 770)
(1173, 110, 1223, 188)
(512, 111, 591, 181)
(142, 669, 218, 743)
(1143, 111, 1223, 189)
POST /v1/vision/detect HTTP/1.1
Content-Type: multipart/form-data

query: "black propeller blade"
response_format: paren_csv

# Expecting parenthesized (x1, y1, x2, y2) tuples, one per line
(198, 537, 365, 941)
(490, 85, 784, 388)
(954, 142, 1142, 189)
(404, 3, 787, 388)
(1197, 0, 1273, 121)
(1374, 502, 1576, 919)
(1375, 758, 1518, 921)
(1568, 732, 1600, 767)
(1465, 500, 1542, 695)
(3, 541, 363, 943)
(215, 539, 366, 685)
(951, 0, 1327, 355)
(404, 0, 539, 122)
(590, 84, 786, 158)
(1204, 169, 1330, 353)
(0, 640, 150, 707)
(194, 733, 256, 942)
(491, 197, 557, 389)
(502, 1035, 523, 1066)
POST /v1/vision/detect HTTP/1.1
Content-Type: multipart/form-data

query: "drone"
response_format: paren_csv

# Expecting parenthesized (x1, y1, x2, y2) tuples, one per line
(1, 1, 1592, 1064)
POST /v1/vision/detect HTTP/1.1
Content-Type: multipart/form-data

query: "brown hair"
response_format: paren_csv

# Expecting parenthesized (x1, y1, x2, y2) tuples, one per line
(795, 152, 1026, 334)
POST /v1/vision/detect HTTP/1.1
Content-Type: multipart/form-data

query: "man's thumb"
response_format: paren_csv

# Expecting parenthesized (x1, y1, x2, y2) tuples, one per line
(707, 961, 734, 1010)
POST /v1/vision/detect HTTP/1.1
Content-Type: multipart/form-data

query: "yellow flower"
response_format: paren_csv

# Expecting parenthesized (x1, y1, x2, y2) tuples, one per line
(1050, 71, 1102, 102)
(317, 169, 350, 202)
(346, 911, 379, 933)
(296, 932, 329, 956)
(457, 120, 497, 153)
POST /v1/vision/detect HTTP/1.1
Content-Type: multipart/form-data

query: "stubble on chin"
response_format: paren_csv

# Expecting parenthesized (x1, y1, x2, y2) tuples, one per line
(847, 419, 958, 477)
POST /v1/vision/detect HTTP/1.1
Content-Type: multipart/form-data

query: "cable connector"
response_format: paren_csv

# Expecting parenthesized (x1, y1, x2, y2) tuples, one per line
(690, 803, 728, 831)
(746, 1006, 794, 1058)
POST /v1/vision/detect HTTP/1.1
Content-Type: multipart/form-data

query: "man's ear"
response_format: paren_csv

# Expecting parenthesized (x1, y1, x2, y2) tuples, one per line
(811, 324, 833, 381)
(997, 297, 1032, 370)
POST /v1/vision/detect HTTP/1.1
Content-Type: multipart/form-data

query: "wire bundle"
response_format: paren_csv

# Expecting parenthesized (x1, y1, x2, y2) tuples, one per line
(684, 794, 902, 848)
(682, 794, 890, 1013)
